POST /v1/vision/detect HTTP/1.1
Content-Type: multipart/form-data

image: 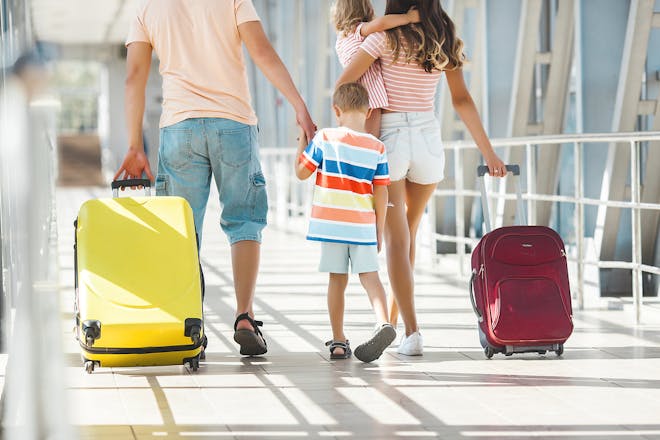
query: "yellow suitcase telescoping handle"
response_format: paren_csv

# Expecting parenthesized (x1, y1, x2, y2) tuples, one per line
(111, 179, 152, 198)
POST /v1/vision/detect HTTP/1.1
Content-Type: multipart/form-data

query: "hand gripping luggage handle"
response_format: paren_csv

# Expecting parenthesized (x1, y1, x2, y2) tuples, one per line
(111, 179, 152, 197)
(477, 164, 520, 177)
(477, 164, 526, 233)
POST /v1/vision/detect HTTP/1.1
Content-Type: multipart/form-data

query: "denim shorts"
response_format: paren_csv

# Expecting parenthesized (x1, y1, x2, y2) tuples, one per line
(319, 242, 379, 274)
(380, 111, 445, 184)
(156, 118, 267, 246)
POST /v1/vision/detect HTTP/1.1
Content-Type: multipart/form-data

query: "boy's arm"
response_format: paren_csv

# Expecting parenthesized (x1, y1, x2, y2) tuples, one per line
(373, 185, 388, 252)
(360, 8, 420, 37)
(295, 128, 315, 180)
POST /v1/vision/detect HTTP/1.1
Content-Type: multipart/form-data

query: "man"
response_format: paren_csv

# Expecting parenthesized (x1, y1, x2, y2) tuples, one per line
(115, 0, 316, 356)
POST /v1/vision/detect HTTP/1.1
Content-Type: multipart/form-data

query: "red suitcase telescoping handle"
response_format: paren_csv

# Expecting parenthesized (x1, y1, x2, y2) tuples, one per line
(471, 164, 525, 323)
(477, 164, 526, 232)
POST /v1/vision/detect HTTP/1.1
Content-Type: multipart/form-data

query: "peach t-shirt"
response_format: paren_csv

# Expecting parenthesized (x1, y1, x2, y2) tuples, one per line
(126, 0, 260, 128)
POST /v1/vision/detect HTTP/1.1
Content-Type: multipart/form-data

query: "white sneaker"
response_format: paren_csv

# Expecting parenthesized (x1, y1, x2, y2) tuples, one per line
(397, 331, 423, 356)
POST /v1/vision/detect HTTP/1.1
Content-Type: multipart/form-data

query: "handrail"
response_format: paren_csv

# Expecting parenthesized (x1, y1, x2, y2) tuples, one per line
(260, 131, 660, 154)
(443, 131, 660, 149)
(259, 131, 660, 325)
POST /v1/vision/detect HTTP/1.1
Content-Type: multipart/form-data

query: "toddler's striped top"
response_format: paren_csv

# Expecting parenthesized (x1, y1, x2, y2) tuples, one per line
(335, 23, 389, 109)
(299, 127, 390, 245)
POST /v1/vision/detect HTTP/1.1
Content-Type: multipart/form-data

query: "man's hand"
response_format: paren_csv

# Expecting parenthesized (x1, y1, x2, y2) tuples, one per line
(113, 147, 154, 183)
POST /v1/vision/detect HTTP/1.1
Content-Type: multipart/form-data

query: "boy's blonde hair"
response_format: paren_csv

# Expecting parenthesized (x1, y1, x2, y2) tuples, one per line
(333, 82, 370, 112)
(333, 0, 375, 36)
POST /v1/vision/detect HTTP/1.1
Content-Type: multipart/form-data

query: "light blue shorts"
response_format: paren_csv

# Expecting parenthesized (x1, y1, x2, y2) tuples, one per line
(319, 242, 379, 274)
(156, 118, 267, 246)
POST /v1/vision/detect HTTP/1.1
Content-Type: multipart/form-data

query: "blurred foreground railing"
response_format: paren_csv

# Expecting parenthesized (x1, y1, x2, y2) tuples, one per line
(0, 74, 73, 438)
(260, 131, 660, 325)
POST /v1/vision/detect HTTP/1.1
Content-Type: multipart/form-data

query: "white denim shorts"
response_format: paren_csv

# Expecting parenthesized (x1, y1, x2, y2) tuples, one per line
(379, 112, 445, 184)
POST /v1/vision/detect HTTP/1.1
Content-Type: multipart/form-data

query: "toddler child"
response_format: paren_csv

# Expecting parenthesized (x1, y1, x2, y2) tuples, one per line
(333, 0, 419, 136)
(295, 82, 395, 362)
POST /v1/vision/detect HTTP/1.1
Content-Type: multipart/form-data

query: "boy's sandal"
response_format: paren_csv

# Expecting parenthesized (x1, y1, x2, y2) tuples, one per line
(325, 340, 352, 360)
(233, 313, 267, 356)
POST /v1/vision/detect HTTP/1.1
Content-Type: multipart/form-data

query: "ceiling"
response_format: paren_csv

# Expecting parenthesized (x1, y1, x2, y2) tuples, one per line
(31, 0, 139, 45)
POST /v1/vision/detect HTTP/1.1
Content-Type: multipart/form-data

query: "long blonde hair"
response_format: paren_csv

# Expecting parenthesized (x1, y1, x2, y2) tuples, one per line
(333, 0, 375, 37)
(385, 0, 465, 72)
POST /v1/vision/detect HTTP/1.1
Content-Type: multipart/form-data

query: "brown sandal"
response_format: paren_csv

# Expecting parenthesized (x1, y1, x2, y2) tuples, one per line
(233, 313, 267, 356)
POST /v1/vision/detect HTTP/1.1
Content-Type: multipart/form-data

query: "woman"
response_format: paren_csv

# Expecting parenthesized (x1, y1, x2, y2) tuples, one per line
(336, 0, 506, 355)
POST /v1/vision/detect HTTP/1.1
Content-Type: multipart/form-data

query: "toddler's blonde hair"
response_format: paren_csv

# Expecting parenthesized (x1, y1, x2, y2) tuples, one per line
(333, 0, 375, 37)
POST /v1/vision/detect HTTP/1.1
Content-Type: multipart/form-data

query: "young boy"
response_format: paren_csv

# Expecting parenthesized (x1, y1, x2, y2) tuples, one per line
(295, 82, 395, 363)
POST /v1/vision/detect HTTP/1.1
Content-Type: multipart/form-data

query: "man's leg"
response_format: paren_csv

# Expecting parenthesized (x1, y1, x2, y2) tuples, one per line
(156, 120, 211, 238)
(232, 240, 260, 329)
(208, 121, 267, 354)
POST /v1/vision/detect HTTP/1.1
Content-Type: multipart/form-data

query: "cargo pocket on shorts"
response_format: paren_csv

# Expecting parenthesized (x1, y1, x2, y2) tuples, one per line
(249, 171, 268, 222)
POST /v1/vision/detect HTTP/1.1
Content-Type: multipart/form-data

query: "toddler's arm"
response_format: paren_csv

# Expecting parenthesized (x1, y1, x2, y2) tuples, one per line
(295, 128, 315, 180)
(360, 8, 420, 37)
(373, 185, 388, 252)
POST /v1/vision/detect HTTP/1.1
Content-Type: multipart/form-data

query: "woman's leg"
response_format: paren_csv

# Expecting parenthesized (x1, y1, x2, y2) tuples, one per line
(385, 180, 418, 335)
(405, 180, 438, 267)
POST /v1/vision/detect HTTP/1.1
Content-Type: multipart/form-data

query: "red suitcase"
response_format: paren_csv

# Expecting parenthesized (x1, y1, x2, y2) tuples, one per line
(469, 165, 573, 358)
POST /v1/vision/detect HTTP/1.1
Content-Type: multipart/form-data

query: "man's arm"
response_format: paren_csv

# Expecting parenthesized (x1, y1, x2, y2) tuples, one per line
(295, 128, 314, 180)
(238, 21, 316, 141)
(114, 42, 154, 182)
(360, 9, 420, 37)
(373, 185, 388, 252)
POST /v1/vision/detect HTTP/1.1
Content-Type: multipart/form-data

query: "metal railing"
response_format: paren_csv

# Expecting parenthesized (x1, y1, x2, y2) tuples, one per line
(260, 131, 660, 325)
(0, 75, 74, 438)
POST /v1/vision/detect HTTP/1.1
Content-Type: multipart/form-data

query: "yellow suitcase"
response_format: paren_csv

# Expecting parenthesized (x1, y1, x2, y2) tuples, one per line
(74, 179, 204, 373)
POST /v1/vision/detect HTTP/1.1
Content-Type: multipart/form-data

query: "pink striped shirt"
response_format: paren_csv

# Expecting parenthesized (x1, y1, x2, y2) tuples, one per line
(360, 31, 443, 112)
(335, 23, 389, 109)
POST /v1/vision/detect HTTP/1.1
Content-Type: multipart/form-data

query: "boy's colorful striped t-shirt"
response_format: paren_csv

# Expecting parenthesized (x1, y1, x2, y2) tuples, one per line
(299, 127, 390, 245)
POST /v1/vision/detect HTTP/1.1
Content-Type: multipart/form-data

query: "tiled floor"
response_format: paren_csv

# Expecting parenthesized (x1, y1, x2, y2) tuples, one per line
(55, 187, 660, 440)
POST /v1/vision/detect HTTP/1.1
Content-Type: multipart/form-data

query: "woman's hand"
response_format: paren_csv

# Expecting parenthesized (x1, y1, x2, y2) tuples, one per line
(484, 152, 507, 178)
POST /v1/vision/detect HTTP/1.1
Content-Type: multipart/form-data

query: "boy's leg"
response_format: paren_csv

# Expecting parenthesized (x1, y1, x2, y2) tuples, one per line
(319, 243, 351, 356)
(327, 273, 349, 355)
(354, 271, 397, 363)
(358, 272, 389, 325)
(350, 246, 397, 362)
